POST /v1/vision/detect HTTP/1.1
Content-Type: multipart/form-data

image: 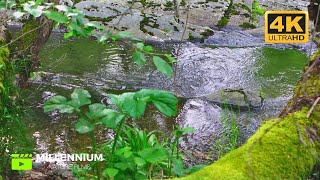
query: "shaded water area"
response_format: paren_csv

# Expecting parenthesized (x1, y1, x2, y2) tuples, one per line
(22, 32, 308, 166)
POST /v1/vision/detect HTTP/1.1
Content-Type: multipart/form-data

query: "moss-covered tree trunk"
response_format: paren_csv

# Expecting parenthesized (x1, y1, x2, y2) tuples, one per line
(180, 53, 320, 179)
(10, 0, 59, 88)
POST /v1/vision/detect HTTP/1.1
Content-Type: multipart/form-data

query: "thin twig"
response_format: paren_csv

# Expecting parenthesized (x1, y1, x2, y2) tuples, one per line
(0, 23, 45, 49)
(173, 0, 190, 95)
(307, 97, 320, 118)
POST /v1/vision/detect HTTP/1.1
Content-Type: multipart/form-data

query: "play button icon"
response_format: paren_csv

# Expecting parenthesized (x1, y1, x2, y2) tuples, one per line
(11, 158, 32, 170)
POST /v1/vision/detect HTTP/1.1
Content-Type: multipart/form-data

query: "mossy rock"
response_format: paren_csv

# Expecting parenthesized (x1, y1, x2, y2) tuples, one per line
(180, 107, 320, 179)
(198, 89, 263, 108)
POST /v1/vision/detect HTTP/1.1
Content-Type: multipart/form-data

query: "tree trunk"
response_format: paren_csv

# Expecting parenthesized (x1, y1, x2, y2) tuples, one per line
(180, 53, 320, 179)
(11, 16, 54, 88)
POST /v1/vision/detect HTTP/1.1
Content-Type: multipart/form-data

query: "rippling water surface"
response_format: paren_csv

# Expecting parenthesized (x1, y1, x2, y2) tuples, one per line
(22, 33, 308, 164)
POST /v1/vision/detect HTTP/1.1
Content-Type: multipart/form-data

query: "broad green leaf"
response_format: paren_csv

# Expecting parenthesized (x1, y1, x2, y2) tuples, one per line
(55, 5, 68, 12)
(86, 22, 104, 30)
(100, 109, 125, 129)
(138, 147, 169, 163)
(30, 6, 44, 17)
(116, 147, 131, 156)
(143, 46, 153, 52)
(44, 96, 74, 113)
(13, 11, 25, 19)
(75, 118, 93, 134)
(181, 127, 195, 133)
(109, 93, 147, 119)
(103, 168, 119, 177)
(153, 56, 173, 78)
(132, 51, 146, 66)
(86, 103, 108, 119)
(122, 96, 147, 119)
(135, 89, 178, 117)
(64, 31, 74, 39)
(44, 10, 68, 23)
(70, 22, 87, 37)
(0, 64, 4, 69)
(124, 151, 133, 158)
(118, 31, 132, 38)
(173, 159, 186, 177)
(134, 43, 144, 50)
(134, 157, 146, 166)
(165, 54, 177, 63)
(114, 163, 128, 170)
(68, 88, 91, 108)
(252, 0, 265, 15)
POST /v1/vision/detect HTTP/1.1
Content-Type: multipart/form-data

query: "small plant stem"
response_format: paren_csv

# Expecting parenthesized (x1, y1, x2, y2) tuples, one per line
(111, 116, 127, 159)
(90, 131, 100, 180)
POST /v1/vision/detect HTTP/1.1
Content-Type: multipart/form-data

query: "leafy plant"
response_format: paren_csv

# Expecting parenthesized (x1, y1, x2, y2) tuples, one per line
(43, 88, 199, 179)
(3, 0, 177, 78)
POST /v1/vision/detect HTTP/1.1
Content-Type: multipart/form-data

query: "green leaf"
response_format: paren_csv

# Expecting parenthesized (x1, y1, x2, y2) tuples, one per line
(30, 6, 44, 18)
(143, 46, 153, 52)
(252, 0, 265, 15)
(69, 88, 91, 108)
(109, 93, 147, 119)
(173, 159, 186, 177)
(114, 163, 128, 170)
(103, 168, 119, 177)
(98, 33, 110, 43)
(70, 22, 87, 37)
(13, 11, 25, 19)
(100, 109, 125, 129)
(86, 22, 104, 30)
(134, 157, 146, 166)
(138, 147, 169, 163)
(124, 151, 133, 158)
(132, 51, 146, 66)
(153, 56, 173, 78)
(165, 54, 177, 63)
(116, 147, 131, 156)
(118, 31, 132, 38)
(44, 96, 74, 113)
(134, 43, 144, 50)
(135, 89, 178, 117)
(64, 31, 74, 39)
(86, 103, 108, 119)
(75, 118, 93, 134)
(55, 5, 68, 12)
(44, 10, 68, 23)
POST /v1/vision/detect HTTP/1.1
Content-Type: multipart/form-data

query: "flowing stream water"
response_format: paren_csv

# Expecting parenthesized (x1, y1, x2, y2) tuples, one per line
(22, 32, 309, 166)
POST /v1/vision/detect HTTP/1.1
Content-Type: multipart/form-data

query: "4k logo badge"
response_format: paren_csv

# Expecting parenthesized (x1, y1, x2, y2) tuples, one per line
(265, 11, 308, 43)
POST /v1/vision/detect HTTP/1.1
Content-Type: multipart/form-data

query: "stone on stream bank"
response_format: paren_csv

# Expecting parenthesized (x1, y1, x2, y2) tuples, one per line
(74, 0, 309, 41)
(198, 89, 264, 108)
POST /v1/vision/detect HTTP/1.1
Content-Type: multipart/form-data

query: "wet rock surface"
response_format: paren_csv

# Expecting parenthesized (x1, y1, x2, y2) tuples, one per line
(198, 89, 263, 108)
(23, 0, 312, 169)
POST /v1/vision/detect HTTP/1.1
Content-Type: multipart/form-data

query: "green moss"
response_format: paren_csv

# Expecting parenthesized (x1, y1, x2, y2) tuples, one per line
(310, 49, 320, 62)
(217, 17, 229, 28)
(18, 19, 40, 50)
(0, 39, 10, 93)
(239, 22, 256, 29)
(180, 108, 320, 179)
(188, 32, 195, 41)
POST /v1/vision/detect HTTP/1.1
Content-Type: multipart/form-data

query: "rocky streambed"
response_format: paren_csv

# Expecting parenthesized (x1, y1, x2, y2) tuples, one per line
(19, 0, 315, 176)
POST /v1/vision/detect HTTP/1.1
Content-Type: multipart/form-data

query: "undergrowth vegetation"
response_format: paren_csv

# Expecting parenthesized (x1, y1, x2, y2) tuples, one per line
(43, 88, 203, 179)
